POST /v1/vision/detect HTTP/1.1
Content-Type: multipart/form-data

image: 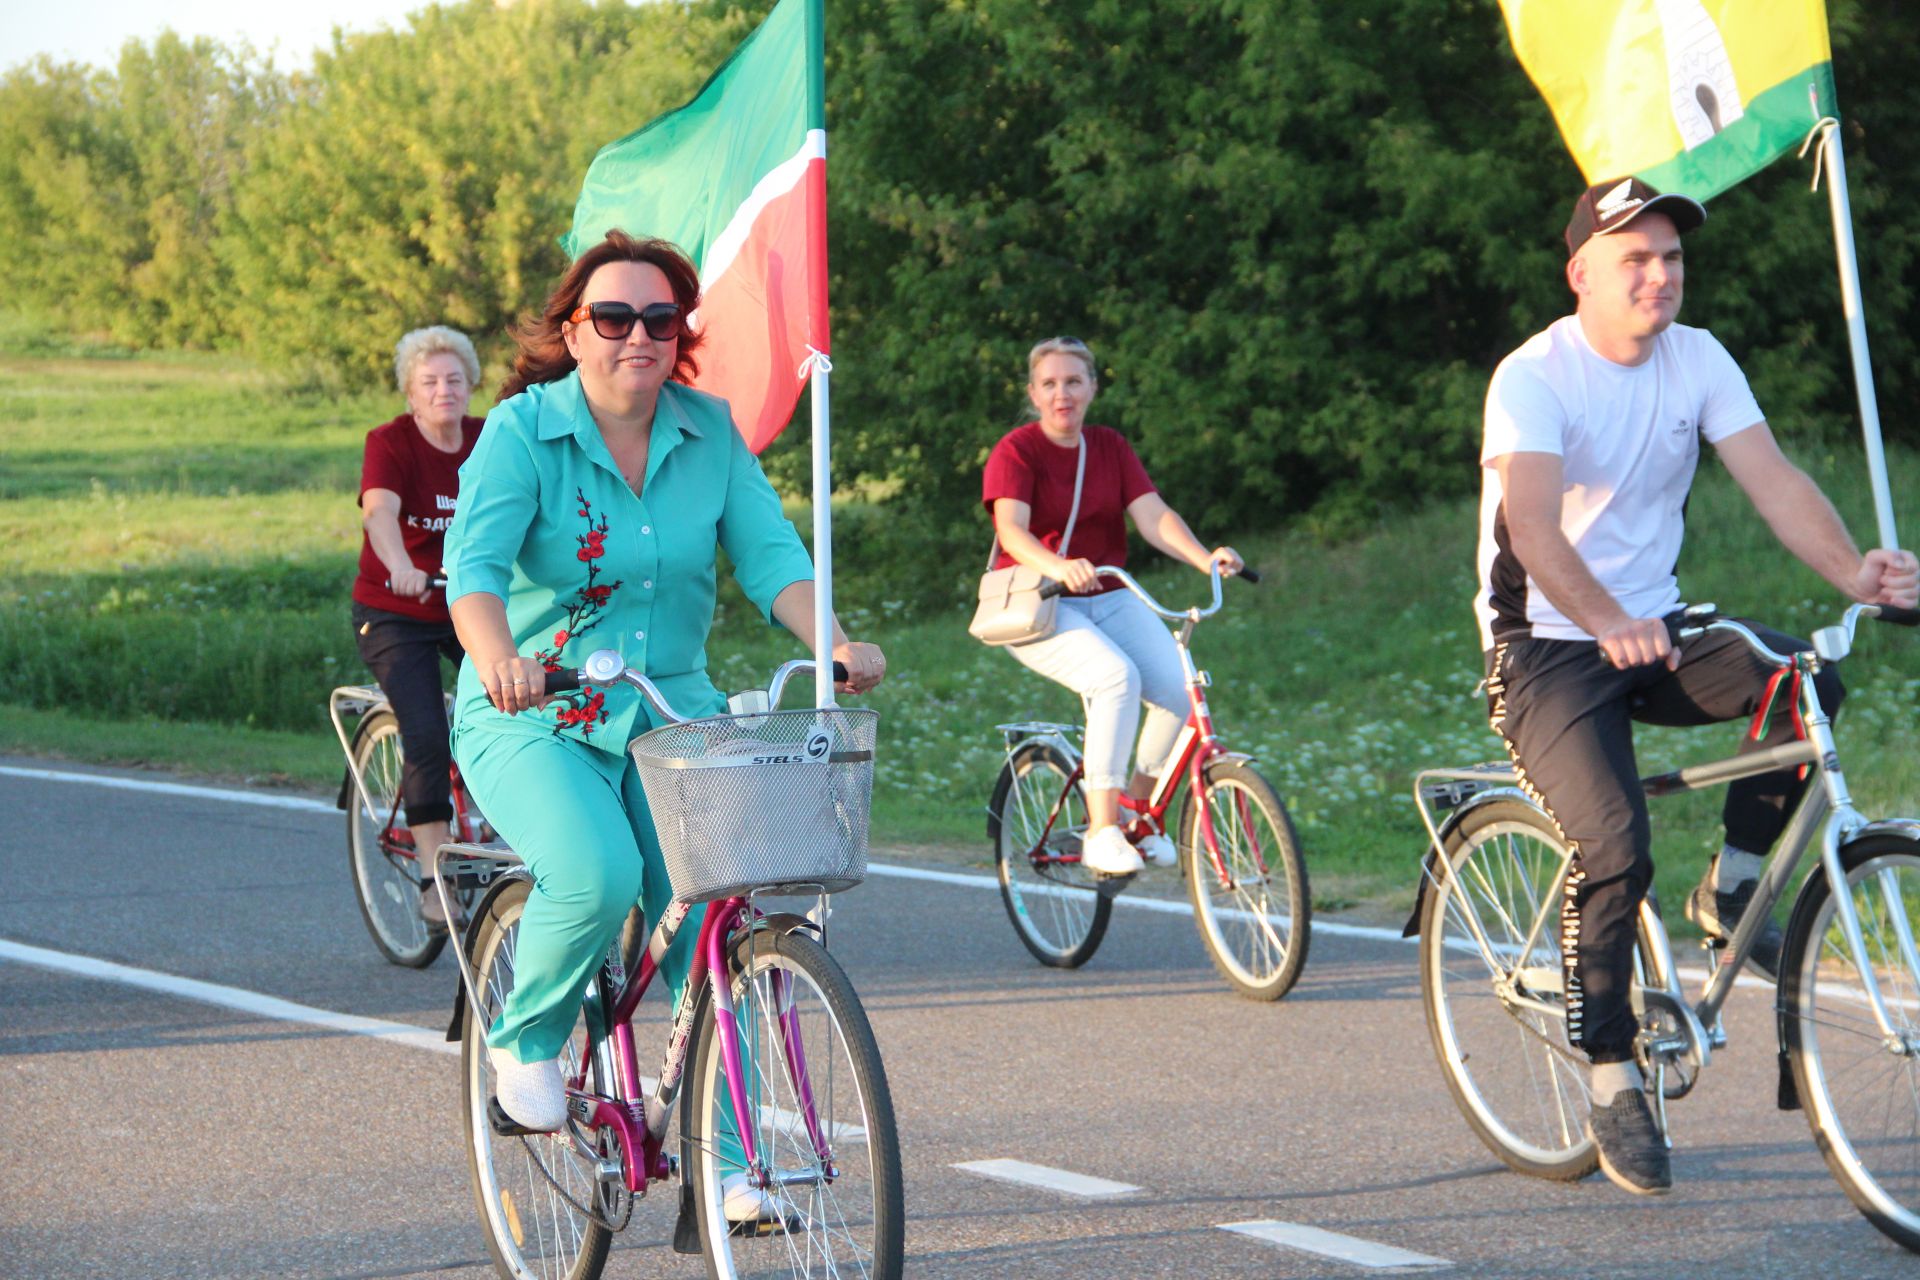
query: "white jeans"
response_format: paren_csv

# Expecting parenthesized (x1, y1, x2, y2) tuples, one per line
(1006, 591, 1187, 791)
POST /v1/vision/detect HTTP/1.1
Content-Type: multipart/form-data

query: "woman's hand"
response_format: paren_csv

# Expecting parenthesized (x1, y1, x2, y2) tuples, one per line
(1205, 546, 1244, 578)
(388, 564, 432, 601)
(1051, 556, 1101, 594)
(833, 641, 887, 695)
(476, 654, 551, 714)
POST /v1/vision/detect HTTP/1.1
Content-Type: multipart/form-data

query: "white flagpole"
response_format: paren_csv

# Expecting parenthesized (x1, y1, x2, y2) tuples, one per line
(1811, 119, 1900, 549)
(811, 359, 835, 708)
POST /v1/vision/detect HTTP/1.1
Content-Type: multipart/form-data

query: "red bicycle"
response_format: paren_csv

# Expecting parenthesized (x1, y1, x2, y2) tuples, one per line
(985, 564, 1311, 1000)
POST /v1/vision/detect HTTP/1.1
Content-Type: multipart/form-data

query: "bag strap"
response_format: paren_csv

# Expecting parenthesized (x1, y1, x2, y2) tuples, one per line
(985, 435, 1087, 570)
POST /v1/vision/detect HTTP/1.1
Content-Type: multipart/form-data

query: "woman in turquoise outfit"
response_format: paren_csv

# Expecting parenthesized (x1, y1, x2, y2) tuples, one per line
(442, 231, 884, 1219)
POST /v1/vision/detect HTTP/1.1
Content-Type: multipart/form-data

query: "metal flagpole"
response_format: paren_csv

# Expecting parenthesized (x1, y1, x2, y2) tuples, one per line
(806, 0, 835, 708)
(1807, 117, 1900, 550)
(811, 358, 835, 708)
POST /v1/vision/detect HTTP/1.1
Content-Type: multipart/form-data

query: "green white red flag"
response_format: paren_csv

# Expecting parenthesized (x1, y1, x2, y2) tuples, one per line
(563, 0, 827, 454)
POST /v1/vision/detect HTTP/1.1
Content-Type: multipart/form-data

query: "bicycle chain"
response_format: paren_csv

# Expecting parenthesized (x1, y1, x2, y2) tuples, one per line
(517, 1129, 635, 1234)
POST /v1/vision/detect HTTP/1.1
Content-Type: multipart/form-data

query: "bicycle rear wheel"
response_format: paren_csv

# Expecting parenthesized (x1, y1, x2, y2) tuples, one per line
(1179, 759, 1309, 1000)
(1783, 834, 1920, 1252)
(988, 741, 1109, 968)
(684, 927, 903, 1279)
(1419, 798, 1597, 1180)
(461, 878, 614, 1280)
(346, 709, 445, 968)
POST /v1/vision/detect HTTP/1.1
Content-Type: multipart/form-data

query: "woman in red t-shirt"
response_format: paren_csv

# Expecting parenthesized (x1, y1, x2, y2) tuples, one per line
(982, 336, 1243, 877)
(351, 326, 486, 930)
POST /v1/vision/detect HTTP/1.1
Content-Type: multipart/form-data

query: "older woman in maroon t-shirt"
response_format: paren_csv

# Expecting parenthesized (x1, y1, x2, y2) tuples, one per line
(351, 325, 485, 930)
(982, 336, 1243, 876)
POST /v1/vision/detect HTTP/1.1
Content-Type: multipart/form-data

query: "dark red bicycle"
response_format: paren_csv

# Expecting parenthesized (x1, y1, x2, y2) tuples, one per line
(985, 564, 1311, 1000)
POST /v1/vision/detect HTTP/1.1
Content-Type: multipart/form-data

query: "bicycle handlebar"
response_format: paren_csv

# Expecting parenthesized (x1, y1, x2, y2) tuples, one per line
(1035, 562, 1257, 619)
(545, 652, 849, 723)
(1677, 601, 1920, 667)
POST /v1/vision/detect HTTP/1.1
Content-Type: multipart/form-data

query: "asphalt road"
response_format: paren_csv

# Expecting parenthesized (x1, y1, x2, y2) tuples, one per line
(2, 757, 1916, 1279)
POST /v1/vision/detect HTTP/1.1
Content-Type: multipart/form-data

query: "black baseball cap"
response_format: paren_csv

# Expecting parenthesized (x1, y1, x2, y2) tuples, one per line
(1564, 177, 1706, 256)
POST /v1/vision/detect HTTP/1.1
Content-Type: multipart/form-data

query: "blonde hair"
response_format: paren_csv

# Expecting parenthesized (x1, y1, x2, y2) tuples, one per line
(1026, 335, 1097, 385)
(393, 325, 481, 394)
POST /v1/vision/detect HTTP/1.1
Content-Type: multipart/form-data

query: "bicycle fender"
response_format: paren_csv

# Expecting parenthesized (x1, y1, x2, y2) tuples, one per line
(444, 870, 533, 1042)
(738, 911, 820, 942)
(1400, 789, 1536, 939)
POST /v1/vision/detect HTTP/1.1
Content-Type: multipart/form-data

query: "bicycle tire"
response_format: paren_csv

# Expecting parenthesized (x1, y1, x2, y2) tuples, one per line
(461, 878, 614, 1280)
(988, 741, 1110, 968)
(346, 710, 446, 968)
(1782, 833, 1920, 1252)
(1179, 758, 1310, 1000)
(1419, 798, 1599, 1180)
(683, 927, 904, 1279)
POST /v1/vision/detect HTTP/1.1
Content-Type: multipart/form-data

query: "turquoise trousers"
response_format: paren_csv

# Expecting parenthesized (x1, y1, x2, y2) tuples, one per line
(452, 727, 708, 1065)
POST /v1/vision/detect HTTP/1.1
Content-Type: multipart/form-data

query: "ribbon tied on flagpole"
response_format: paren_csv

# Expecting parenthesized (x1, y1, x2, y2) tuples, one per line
(797, 345, 834, 379)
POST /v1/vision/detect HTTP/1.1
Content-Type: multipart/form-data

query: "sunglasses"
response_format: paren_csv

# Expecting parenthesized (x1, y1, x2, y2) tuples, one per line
(568, 300, 685, 342)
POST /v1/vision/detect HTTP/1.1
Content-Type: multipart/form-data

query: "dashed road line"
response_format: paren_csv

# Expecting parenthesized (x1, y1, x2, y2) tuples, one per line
(953, 1159, 1141, 1198)
(1219, 1220, 1451, 1269)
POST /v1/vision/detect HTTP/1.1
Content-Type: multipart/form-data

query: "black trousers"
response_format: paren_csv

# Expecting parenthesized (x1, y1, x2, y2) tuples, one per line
(352, 603, 465, 828)
(1484, 619, 1843, 1063)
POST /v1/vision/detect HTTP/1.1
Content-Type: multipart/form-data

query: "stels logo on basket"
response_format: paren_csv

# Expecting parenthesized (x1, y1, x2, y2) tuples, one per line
(748, 728, 835, 766)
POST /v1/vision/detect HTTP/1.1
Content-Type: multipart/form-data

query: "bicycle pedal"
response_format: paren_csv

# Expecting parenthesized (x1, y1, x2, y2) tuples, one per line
(729, 1213, 801, 1239)
(1093, 872, 1137, 899)
(486, 1097, 543, 1138)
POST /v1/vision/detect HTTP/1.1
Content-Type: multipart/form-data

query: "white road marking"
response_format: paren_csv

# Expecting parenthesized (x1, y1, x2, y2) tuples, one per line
(1219, 1220, 1450, 1269)
(0, 937, 457, 1054)
(954, 1159, 1140, 1198)
(0, 764, 336, 813)
(0, 764, 1780, 990)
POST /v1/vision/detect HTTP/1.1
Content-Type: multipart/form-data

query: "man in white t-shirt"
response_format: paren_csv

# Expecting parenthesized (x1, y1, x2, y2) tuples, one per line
(1475, 176, 1918, 1197)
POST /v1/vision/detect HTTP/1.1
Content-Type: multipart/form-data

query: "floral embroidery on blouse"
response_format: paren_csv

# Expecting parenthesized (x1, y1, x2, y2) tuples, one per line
(536, 487, 623, 738)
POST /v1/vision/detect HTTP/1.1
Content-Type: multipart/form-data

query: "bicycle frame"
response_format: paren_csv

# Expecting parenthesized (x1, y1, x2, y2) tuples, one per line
(442, 649, 852, 1202)
(330, 684, 487, 850)
(1413, 605, 1920, 1065)
(1000, 564, 1260, 888)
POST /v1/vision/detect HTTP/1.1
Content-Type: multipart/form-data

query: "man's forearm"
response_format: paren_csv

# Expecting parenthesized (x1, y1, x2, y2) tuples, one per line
(1751, 466, 1863, 596)
(1511, 524, 1634, 636)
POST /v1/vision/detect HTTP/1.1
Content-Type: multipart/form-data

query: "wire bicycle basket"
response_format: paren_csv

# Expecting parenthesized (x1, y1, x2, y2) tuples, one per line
(629, 706, 878, 903)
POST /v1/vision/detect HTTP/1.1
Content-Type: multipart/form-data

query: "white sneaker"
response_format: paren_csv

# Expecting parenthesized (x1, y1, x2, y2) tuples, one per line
(722, 1172, 782, 1223)
(1136, 832, 1178, 868)
(488, 1046, 567, 1132)
(1081, 825, 1145, 876)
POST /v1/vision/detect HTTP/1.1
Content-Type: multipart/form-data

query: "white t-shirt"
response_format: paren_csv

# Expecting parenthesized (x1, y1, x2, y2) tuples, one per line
(1474, 315, 1763, 647)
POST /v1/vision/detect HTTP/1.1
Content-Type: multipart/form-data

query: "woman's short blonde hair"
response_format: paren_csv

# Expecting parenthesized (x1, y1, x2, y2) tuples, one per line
(393, 325, 481, 393)
(1027, 335, 1097, 385)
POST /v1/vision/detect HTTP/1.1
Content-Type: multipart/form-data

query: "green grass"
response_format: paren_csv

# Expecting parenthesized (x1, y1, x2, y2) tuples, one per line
(6, 336, 1920, 926)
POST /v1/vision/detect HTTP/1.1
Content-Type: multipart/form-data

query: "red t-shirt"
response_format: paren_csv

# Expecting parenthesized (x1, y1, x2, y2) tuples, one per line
(980, 423, 1157, 595)
(352, 414, 484, 620)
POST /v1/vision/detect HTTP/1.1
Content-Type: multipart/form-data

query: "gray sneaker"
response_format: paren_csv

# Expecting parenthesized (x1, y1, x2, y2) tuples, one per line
(1684, 877, 1782, 982)
(420, 879, 467, 933)
(1586, 1089, 1671, 1196)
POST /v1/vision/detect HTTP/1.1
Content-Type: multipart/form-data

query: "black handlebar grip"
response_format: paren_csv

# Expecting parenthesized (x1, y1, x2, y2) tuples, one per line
(1873, 604, 1920, 628)
(1237, 567, 1262, 584)
(543, 668, 583, 694)
(1038, 580, 1069, 600)
(833, 661, 850, 682)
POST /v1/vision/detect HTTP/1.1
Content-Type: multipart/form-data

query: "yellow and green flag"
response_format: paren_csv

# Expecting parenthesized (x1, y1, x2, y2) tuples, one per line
(1498, 0, 1837, 200)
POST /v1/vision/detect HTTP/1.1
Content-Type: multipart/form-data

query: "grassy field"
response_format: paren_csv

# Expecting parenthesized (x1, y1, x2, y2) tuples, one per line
(5, 337, 1919, 925)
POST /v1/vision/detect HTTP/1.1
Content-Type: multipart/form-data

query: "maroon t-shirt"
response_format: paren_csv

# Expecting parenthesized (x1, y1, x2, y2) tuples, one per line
(981, 423, 1157, 595)
(352, 414, 484, 620)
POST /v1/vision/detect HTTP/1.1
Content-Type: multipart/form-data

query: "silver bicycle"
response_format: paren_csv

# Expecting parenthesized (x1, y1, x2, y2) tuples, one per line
(1410, 602, 1920, 1250)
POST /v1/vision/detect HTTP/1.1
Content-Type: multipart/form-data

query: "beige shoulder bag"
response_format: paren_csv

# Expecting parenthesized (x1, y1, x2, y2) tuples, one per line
(967, 437, 1085, 647)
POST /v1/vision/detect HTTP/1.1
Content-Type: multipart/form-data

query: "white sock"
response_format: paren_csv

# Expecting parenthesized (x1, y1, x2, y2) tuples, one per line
(1591, 1060, 1643, 1107)
(1714, 845, 1764, 890)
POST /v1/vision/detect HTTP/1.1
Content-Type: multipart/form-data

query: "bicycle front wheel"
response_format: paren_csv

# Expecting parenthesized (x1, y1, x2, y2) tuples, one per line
(1419, 798, 1596, 1180)
(1180, 759, 1309, 1000)
(346, 710, 445, 968)
(461, 879, 614, 1280)
(988, 741, 1110, 968)
(1783, 834, 1920, 1252)
(685, 927, 904, 1279)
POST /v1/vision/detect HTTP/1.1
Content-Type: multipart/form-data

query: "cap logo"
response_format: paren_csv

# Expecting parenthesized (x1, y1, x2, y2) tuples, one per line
(1596, 179, 1641, 220)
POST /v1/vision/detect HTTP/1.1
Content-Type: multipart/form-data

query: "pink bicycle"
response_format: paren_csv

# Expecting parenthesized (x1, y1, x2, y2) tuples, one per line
(438, 650, 903, 1280)
(986, 564, 1312, 1000)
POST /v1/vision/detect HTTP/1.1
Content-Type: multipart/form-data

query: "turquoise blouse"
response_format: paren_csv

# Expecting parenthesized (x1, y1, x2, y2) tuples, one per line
(444, 372, 814, 756)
